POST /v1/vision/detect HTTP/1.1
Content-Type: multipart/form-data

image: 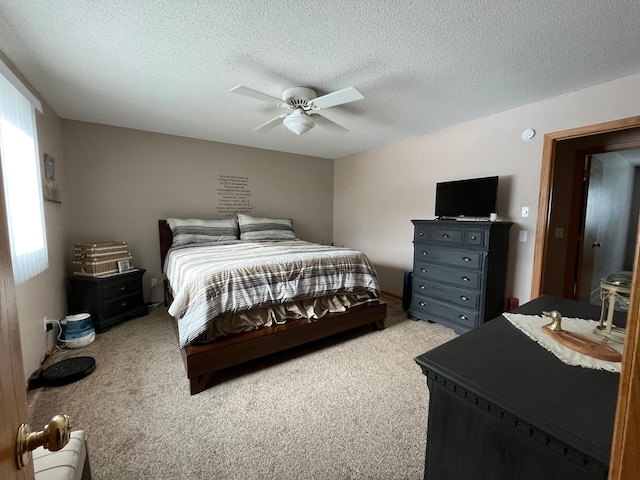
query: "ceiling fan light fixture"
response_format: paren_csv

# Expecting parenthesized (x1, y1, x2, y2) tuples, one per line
(283, 109, 315, 135)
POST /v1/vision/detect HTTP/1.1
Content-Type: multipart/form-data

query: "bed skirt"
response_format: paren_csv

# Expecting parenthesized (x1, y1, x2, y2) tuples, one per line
(191, 292, 378, 344)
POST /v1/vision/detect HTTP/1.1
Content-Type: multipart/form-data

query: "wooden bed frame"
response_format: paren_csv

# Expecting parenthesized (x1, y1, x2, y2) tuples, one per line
(159, 220, 387, 394)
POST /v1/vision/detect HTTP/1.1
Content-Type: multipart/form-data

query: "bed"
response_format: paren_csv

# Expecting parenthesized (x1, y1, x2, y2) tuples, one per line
(159, 216, 387, 394)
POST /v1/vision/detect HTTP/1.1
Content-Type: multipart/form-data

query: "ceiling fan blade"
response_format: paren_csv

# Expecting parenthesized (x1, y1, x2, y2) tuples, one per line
(253, 114, 287, 132)
(310, 113, 348, 133)
(308, 87, 364, 110)
(230, 85, 284, 106)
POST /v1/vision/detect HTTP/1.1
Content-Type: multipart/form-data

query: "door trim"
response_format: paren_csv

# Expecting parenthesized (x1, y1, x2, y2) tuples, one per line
(531, 115, 640, 479)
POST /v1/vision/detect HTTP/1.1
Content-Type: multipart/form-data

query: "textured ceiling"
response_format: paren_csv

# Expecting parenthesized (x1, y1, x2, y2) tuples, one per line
(1, 1, 640, 159)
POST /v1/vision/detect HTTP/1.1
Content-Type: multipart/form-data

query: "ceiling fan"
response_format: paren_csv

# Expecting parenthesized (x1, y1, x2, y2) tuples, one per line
(230, 85, 364, 135)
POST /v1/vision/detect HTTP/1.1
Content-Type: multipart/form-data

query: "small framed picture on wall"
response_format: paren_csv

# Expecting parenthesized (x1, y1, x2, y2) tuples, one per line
(44, 154, 55, 181)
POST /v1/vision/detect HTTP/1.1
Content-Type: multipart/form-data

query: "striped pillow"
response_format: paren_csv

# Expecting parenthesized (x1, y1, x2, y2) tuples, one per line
(167, 218, 239, 246)
(237, 214, 297, 241)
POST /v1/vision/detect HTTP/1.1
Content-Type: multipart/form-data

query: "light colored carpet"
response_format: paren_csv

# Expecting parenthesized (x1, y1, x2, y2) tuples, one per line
(28, 296, 457, 480)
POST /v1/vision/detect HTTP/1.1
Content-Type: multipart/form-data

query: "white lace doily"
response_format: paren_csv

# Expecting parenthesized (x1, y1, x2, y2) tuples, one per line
(502, 313, 624, 373)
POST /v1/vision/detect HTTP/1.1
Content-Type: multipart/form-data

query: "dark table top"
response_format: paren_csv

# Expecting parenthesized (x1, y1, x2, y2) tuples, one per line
(415, 295, 621, 466)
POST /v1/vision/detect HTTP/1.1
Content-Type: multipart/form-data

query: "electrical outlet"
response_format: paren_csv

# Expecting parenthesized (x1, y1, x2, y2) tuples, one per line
(151, 278, 158, 288)
(43, 317, 54, 332)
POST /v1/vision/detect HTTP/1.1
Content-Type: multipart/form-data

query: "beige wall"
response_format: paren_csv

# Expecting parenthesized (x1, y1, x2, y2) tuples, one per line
(61, 121, 334, 304)
(8, 49, 640, 381)
(0, 51, 68, 379)
(334, 73, 640, 304)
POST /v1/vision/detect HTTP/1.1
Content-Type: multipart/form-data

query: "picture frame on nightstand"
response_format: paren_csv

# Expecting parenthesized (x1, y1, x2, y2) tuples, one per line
(117, 259, 131, 273)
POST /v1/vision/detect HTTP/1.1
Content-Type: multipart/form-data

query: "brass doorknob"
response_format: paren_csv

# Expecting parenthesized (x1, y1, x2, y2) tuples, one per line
(16, 414, 70, 469)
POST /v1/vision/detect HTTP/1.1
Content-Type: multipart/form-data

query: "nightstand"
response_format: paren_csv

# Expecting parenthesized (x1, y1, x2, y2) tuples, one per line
(67, 269, 148, 333)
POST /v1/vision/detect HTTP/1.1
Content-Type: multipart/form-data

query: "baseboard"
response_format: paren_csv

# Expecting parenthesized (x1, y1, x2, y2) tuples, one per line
(381, 290, 401, 300)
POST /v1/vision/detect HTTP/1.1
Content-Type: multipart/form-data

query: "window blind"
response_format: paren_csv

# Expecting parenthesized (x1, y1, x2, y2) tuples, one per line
(0, 72, 48, 283)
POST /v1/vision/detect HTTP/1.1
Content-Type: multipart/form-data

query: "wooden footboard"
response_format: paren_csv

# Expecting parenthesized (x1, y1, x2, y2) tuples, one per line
(178, 301, 387, 394)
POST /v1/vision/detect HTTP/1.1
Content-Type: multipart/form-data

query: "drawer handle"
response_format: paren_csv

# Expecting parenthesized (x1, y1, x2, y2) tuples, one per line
(441, 233, 449, 238)
(471, 236, 477, 240)
(463, 256, 472, 262)
(460, 295, 469, 301)
(420, 267, 427, 273)
(419, 232, 424, 236)
(119, 286, 127, 291)
(459, 314, 468, 320)
(421, 251, 428, 256)
(420, 284, 426, 289)
(419, 301, 426, 307)
(461, 276, 471, 282)
(120, 301, 128, 307)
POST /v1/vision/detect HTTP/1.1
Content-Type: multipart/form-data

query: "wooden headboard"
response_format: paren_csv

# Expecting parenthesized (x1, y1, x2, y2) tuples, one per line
(158, 220, 172, 271)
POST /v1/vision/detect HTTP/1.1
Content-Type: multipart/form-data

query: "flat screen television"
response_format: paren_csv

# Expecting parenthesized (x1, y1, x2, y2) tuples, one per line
(435, 176, 499, 219)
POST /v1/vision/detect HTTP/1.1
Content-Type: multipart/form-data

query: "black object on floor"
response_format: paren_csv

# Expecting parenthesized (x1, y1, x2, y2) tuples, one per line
(28, 356, 96, 390)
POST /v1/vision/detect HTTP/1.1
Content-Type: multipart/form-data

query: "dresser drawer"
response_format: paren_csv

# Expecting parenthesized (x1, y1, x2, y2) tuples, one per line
(103, 292, 144, 318)
(413, 262, 482, 290)
(412, 293, 478, 329)
(465, 230, 485, 246)
(414, 246, 483, 270)
(413, 280, 480, 309)
(428, 227, 464, 245)
(415, 225, 464, 245)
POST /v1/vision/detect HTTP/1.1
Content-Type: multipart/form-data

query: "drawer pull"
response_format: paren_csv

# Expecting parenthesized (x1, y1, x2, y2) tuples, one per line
(463, 256, 472, 262)
(419, 301, 426, 307)
(460, 295, 469, 301)
(120, 301, 128, 307)
(419, 232, 424, 236)
(459, 314, 468, 320)
(420, 267, 427, 273)
(441, 233, 449, 238)
(119, 286, 127, 291)
(471, 236, 477, 240)
(461, 276, 471, 282)
(420, 284, 426, 289)
(421, 251, 428, 256)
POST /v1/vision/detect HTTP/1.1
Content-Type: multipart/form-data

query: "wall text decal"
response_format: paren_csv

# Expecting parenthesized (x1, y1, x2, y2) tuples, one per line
(217, 175, 252, 215)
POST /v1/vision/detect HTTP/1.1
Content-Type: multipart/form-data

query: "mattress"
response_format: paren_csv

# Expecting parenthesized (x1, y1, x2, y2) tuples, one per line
(164, 240, 380, 347)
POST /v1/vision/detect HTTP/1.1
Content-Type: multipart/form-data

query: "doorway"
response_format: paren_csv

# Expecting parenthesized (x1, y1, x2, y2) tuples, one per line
(535, 129, 640, 301)
(551, 149, 640, 305)
(530, 115, 640, 480)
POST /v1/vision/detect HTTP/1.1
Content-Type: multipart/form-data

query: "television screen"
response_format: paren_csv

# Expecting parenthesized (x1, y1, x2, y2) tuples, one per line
(435, 176, 499, 219)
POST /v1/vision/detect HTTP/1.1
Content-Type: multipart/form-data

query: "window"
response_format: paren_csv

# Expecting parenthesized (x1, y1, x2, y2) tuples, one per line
(0, 71, 48, 283)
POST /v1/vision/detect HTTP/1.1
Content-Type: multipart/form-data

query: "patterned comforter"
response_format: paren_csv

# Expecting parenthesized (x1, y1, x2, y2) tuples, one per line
(165, 240, 380, 347)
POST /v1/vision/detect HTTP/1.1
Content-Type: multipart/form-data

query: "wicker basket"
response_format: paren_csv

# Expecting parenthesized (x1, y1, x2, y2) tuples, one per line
(73, 253, 133, 277)
(74, 241, 128, 259)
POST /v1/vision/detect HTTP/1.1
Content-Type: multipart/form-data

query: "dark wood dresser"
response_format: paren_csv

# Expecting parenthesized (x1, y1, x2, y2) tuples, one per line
(414, 295, 619, 480)
(408, 220, 512, 334)
(67, 268, 148, 332)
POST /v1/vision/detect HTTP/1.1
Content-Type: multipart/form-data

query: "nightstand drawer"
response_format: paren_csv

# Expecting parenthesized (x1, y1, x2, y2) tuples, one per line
(101, 277, 141, 300)
(103, 293, 144, 318)
(413, 280, 480, 309)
